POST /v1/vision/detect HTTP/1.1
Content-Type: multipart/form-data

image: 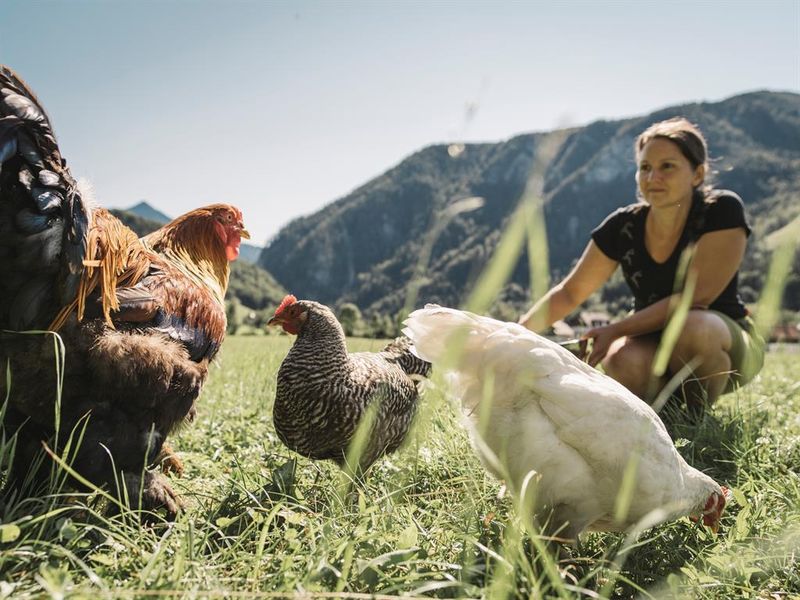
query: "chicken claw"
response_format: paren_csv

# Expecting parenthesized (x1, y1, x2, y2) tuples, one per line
(156, 442, 185, 477)
(125, 471, 185, 521)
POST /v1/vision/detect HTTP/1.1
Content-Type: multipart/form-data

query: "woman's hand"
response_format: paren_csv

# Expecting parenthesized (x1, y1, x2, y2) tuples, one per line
(582, 323, 623, 367)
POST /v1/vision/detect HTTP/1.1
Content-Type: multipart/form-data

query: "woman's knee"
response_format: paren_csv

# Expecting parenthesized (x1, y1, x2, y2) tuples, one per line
(673, 311, 732, 360)
(602, 340, 654, 386)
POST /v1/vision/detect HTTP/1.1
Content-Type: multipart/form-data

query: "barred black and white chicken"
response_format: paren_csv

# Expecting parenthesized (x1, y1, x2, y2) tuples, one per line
(267, 295, 430, 471)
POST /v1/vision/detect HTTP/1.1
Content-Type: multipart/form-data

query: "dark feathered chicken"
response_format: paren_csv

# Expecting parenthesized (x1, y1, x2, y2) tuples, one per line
(267, 295, 430, 471)
(0, 65, 248, 517)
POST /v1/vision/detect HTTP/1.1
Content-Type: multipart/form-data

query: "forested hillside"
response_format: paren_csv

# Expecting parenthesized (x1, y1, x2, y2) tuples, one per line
(260, 91, 800, 321)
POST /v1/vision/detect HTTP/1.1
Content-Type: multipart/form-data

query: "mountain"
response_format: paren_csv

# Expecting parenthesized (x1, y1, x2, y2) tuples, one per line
(125, 200, 171, 224)
(260, 91, 800, 316)
(238, 243, 264, 265)
(110, 209, 286, 311)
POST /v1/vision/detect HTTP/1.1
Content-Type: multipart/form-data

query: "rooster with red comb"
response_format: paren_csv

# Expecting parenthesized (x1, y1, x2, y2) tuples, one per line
(0, 65, 248, 518)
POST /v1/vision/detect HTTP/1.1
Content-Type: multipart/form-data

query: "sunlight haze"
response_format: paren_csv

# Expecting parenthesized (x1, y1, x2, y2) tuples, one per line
(1, 0, 797, 243)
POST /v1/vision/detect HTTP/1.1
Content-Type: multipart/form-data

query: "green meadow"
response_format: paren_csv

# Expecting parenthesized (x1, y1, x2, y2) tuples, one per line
(1, 335, 798, 599)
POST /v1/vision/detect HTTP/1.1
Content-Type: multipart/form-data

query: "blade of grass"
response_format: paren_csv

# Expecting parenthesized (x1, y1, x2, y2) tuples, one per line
(403, 196, 484, 316)
(754, 236, 798, 338)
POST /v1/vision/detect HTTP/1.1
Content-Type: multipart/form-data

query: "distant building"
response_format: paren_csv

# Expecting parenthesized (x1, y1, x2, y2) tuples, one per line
(579, 311, 611, 328)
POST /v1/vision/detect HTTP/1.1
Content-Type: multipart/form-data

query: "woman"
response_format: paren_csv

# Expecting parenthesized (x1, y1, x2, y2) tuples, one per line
(519, 117, 764, 409)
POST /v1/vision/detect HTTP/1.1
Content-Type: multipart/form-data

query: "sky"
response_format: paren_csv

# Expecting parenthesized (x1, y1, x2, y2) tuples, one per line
(1, 0, 798, 244)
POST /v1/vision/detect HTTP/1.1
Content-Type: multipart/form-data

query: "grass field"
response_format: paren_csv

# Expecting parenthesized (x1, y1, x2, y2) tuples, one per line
(1, 336, 799, 599)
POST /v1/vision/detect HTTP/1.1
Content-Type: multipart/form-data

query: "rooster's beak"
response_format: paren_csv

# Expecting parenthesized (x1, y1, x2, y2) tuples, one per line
(239, 225, 250, 240)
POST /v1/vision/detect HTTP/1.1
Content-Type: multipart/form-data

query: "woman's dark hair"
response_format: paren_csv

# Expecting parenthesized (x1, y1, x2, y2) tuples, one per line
(635, 117, 711, 196)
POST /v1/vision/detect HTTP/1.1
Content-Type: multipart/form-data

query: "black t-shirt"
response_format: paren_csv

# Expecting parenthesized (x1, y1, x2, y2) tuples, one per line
(591, 190, 751, 320)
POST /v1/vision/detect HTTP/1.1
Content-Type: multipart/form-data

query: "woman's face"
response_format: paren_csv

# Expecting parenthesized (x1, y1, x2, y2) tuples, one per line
(636, 137, 704, 208)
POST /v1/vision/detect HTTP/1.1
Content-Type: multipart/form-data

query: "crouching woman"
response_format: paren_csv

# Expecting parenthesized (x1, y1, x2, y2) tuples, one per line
(519, 117, 765, 410)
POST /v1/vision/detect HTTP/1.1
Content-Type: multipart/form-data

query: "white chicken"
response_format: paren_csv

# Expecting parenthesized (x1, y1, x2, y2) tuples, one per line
(403, 305, 727, 541)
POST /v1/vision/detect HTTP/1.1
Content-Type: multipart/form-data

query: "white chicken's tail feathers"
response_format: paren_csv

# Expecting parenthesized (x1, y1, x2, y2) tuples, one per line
(403, 305, 486, 364)
(403, 304, 564, 379)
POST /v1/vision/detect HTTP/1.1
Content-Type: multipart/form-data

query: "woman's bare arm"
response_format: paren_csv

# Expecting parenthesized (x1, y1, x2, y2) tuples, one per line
(519, 241, 618, 332)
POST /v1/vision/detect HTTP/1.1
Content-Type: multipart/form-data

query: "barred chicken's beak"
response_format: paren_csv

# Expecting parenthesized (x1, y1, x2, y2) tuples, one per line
(267, 316, 282, 327)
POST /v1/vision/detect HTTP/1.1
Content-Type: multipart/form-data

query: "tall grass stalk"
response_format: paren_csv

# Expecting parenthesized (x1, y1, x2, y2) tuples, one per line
(755, 236, 798, 337)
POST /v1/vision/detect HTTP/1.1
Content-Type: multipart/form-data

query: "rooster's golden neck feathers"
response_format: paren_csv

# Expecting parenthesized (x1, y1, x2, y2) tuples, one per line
(143, 207, 235, 306)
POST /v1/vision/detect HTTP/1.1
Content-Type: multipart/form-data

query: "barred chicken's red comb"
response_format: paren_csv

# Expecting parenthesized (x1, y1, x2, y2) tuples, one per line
(275, 294, 298, 315)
